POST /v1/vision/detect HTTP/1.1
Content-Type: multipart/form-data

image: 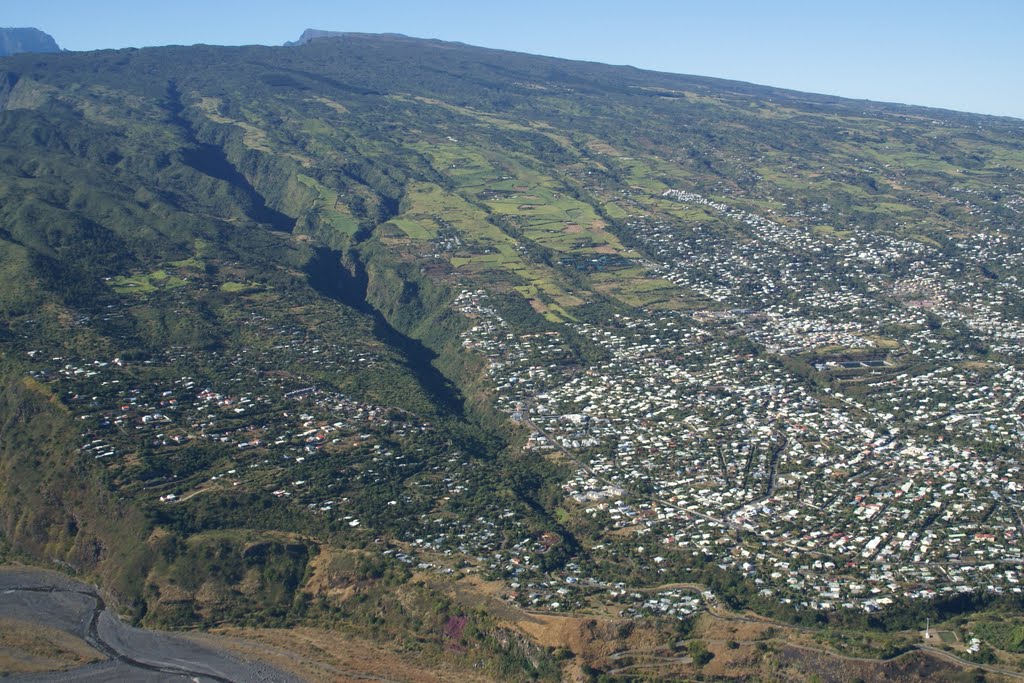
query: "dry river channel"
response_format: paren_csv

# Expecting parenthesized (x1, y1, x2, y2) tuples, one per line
(0, 567, 302, 682)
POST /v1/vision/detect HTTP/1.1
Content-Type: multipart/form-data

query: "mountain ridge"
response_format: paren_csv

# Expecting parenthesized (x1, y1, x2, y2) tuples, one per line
(277, 29, 1022, 122)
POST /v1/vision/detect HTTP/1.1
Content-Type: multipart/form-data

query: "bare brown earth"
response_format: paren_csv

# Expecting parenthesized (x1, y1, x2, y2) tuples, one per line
(584, 140, 624, 157)
(422, 572, 1023, 681)
(199, 627, 494, 683)
(529, 298, 549, 314)
(776, 644, 978, 683)
(0, 616, 104, 674)
(4, 558, 1020, 682)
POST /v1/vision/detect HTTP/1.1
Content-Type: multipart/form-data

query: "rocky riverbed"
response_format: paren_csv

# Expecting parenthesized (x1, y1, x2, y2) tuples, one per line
(0, 566, 302, 681)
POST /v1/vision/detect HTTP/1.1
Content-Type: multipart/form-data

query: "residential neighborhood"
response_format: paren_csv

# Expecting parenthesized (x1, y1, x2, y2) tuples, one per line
(14, 178, 1024, 628)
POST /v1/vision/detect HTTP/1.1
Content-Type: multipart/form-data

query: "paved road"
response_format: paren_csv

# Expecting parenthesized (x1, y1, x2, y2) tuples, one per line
(0, 567, 303, 682)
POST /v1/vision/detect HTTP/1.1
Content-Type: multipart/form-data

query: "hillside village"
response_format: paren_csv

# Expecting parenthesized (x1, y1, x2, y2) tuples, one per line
(15, 169, 1024, 629)
(10, 158, 1024, 644)
(5, 28, 1024, 682)
(2, 43, 1023, 665)
(449, 179, 1024, 617)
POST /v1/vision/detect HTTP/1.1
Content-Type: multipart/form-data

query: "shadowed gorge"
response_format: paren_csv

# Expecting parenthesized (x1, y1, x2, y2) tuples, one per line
(305, 246, 465, 415)
(167, 81, 295, 232)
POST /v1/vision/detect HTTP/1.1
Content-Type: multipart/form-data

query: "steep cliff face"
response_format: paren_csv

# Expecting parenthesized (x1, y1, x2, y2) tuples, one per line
(0, 72, 17, 110)
(284, 29, 346, 46)
(0, 28, 60, 56)
(0, 364, 152, 613)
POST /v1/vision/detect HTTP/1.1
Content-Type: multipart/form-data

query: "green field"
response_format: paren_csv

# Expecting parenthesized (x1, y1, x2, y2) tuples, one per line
(109, 270, 188, 295)
(389, 218, 435, 239)
(973, 619, 1024, 652)
(296, 174, 361, 237)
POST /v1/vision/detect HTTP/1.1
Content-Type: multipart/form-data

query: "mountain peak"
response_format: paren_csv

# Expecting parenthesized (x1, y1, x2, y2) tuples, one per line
(0, 27, 60, 56)
(284, 28, 346, 46)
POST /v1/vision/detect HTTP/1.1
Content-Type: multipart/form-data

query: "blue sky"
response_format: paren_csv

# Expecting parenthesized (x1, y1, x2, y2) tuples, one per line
(4, 0, 1022, 119)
